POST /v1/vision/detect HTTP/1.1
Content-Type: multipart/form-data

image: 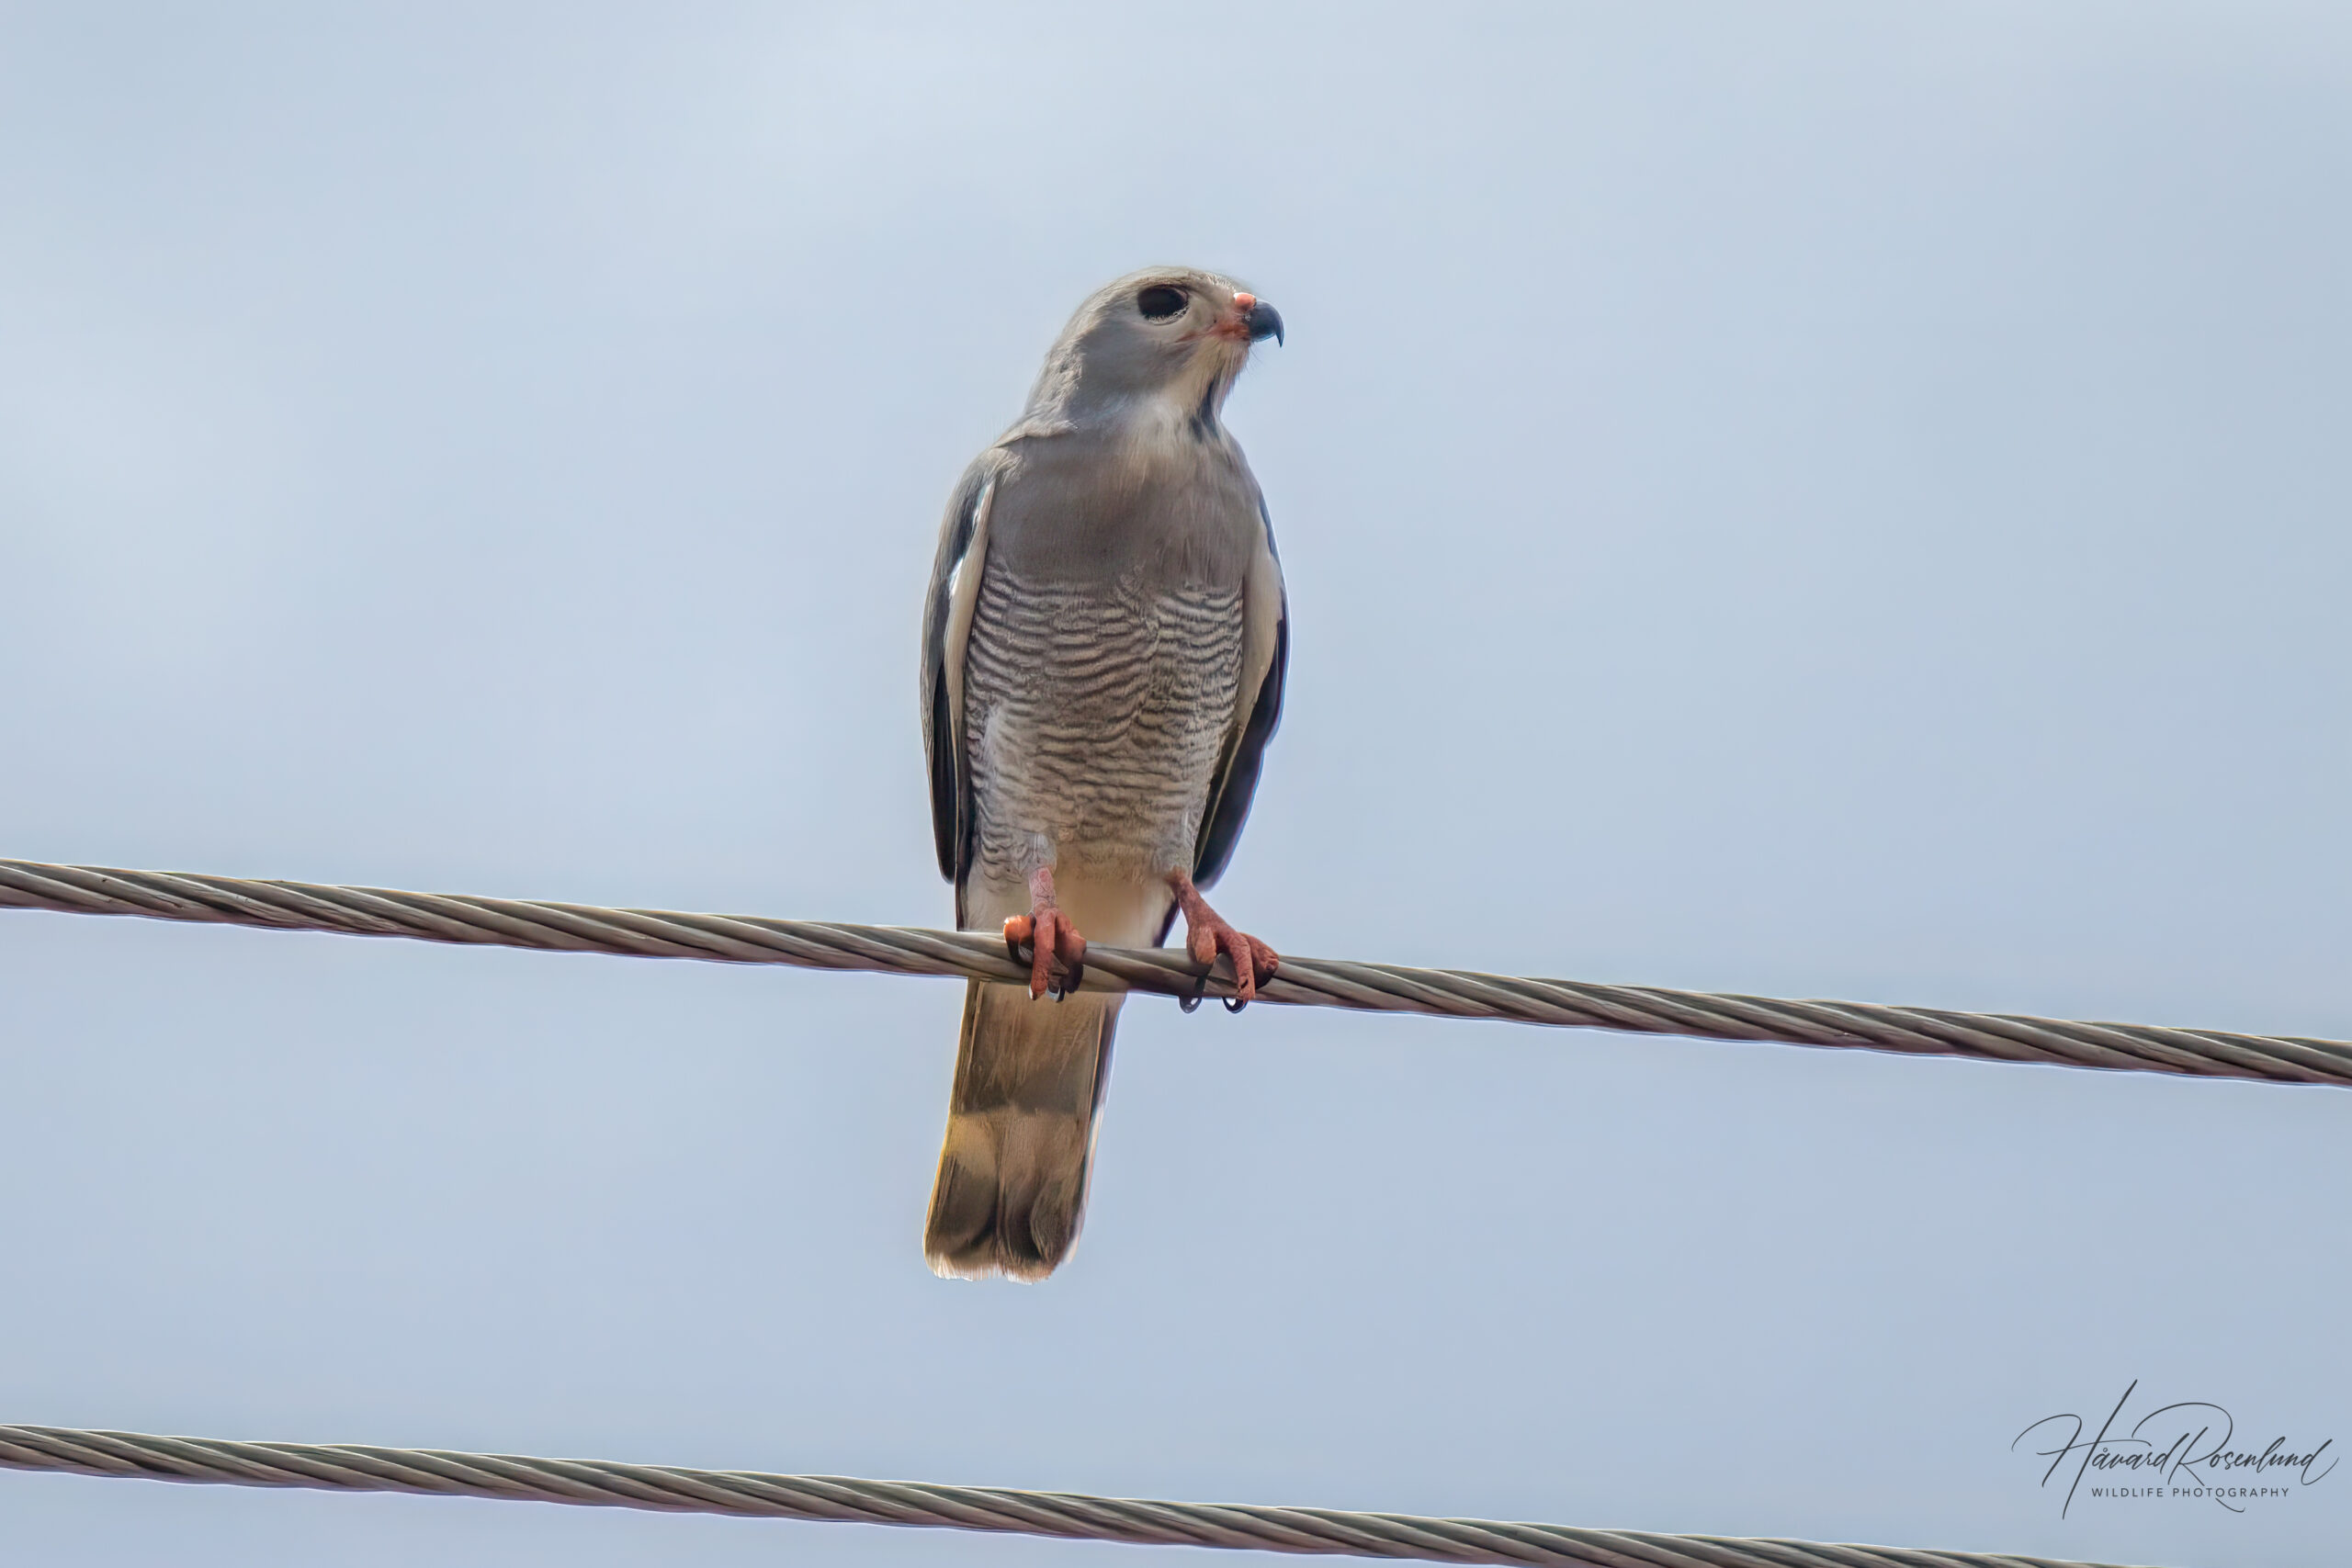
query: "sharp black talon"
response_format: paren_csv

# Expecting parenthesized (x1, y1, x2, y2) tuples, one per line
(1057, 957, 1084, 998)
(1005, 932, 1029, 968)
(1178, 970, 1209, 1013)
(1223, 995, 1250, 1013)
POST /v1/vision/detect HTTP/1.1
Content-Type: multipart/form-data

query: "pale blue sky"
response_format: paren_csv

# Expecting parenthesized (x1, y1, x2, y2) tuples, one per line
(1, 6, 2346, 1566)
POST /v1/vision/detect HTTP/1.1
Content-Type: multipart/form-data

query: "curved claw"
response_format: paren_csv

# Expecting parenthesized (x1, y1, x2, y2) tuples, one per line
(1048, 916, 1088, 1000)
(1174, 932, 1277, 1013)
(1178, 968, 1209, 1014)
(1191, 925, 1279, 1007)
(1006, 908, 1087, 1000)
(1164, 871, 1281, 1017)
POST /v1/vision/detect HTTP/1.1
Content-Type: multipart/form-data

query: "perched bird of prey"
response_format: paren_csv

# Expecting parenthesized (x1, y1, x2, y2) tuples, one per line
(920, 268, 1288, 1280)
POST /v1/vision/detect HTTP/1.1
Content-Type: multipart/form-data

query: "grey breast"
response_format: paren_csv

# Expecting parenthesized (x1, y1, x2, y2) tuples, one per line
(964, 567, 1243, 888)
(960, 434, 1261, 893)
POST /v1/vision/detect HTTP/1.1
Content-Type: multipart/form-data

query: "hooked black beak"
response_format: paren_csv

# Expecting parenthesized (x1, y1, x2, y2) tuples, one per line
(1246, 299, 1284, 345)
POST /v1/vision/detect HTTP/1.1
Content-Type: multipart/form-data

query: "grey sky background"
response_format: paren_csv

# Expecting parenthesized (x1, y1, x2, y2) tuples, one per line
(2, 5, 2346, 1565)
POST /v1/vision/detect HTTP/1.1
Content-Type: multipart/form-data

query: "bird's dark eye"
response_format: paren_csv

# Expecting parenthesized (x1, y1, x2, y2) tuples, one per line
(1136, 285, 1188, 321)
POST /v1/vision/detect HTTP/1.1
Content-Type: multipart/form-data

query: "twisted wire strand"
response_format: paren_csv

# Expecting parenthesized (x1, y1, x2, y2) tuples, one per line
(2, 857, 2345, 1088)
(0, 1424, 2146, 1568)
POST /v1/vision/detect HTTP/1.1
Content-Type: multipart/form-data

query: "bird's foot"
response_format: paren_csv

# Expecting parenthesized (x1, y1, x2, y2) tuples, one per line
(1167, 870, 1279, 1011)
(1002, 868, 1088, 999)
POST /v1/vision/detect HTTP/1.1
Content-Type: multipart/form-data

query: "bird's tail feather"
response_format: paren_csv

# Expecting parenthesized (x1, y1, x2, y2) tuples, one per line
(924, 980, 1119, 1281)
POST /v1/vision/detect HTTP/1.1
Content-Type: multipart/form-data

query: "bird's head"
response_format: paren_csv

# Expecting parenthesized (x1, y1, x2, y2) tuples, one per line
(1023, 267, 1283, 430)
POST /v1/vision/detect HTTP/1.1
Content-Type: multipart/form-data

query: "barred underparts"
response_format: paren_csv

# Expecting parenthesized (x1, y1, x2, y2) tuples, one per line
(966, 570, 1245, 891)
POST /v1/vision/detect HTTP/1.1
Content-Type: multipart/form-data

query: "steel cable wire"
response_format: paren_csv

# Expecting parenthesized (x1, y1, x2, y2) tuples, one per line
(0, 1424, 2147, 1568)
(2, 857, 2345, 1087)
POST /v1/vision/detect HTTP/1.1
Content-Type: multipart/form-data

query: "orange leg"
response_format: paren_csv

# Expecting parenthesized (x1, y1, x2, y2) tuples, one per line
(1167, 869, 1280, 1010)
(1001, 866, 1090, 1000)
